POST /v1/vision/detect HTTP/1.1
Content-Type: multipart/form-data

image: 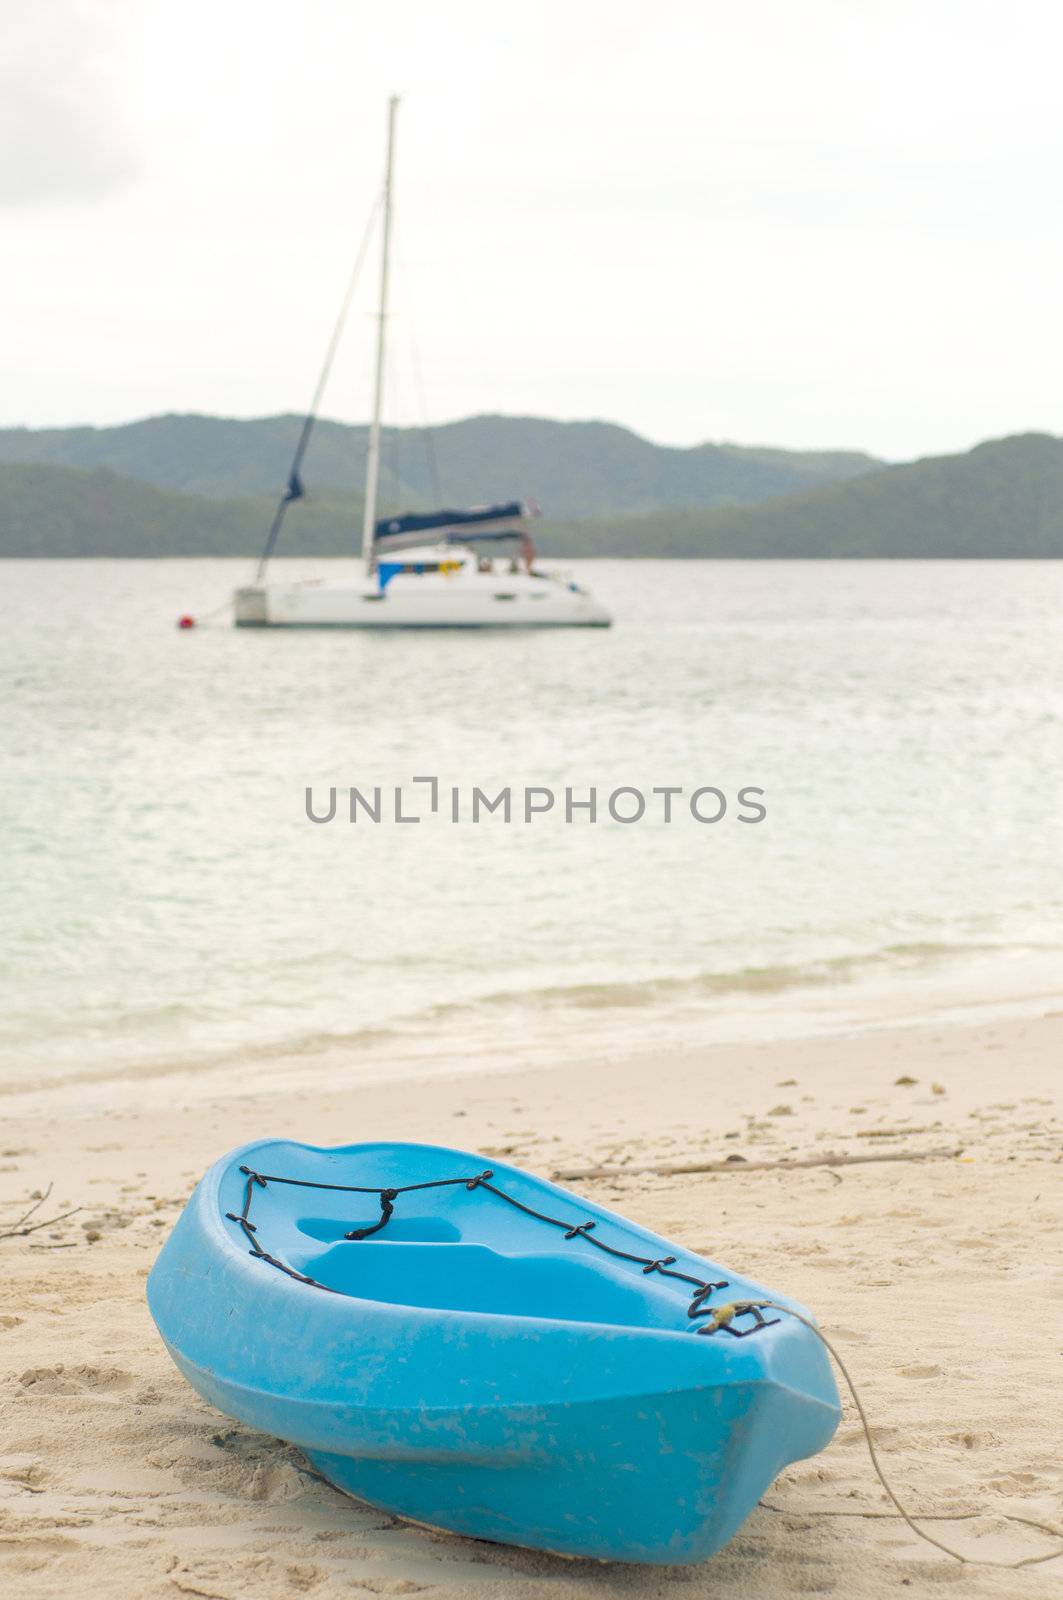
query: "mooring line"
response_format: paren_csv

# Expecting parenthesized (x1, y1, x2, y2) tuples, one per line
(708, 1300, 1062, 1570)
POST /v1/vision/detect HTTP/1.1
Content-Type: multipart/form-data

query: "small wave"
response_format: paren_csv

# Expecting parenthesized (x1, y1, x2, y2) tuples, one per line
(415, 939, 1006, 1021)
(0, 936, 1045, 1101)
(0, 1019, 403, 1098)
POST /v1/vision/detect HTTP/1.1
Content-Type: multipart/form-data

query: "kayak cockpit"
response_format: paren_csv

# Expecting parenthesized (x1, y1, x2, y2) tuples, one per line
(218, 1146, 770, 1336)
(282, 1238, 696, 1328)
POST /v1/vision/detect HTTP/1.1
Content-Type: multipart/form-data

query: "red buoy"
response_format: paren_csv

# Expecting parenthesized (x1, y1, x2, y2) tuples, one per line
(177, 615, 196, 630)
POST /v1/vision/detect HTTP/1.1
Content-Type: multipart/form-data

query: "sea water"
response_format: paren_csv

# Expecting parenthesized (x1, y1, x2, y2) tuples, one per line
(1, 558, 1060, 1110)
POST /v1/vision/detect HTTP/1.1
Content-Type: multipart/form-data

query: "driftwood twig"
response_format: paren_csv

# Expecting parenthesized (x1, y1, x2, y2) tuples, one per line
(554, 1147, 963, 1182)
(0, 1183, 81, 1241)
(855, 1125, 940, 1139)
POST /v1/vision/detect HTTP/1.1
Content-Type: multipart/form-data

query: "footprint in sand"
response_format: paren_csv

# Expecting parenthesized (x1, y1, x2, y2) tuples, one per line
(245, 1460, 307, 1501)
(898, 1363, 942, 1378)
(0, 1534, 80, 1576)
(985, 1469, 1044, 1491)
(160, 1430, 310, 1504)
(895, 1561, 965, 1585)
(1, 1458, 51, 1490)
(167, 1555, 320, 1597)
(16, 1363, 135, 1395)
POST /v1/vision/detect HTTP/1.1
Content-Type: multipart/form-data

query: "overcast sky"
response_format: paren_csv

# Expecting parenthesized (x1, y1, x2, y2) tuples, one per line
(3, 0, 1062, 459)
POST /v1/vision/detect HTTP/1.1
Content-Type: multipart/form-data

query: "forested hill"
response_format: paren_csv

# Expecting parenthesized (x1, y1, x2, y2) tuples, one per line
(534, 433, 1063, 558)
(0, 413, 879, 519)
(0, 463, 359, 558)
(1, 431, 1060, 558)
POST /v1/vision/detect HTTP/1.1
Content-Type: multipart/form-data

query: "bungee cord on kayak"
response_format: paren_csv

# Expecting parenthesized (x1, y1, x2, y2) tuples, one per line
(227, 1163, 780, 1337)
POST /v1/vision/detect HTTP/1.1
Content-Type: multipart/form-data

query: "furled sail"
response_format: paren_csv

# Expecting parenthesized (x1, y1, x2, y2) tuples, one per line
(374, 501, 539, 554)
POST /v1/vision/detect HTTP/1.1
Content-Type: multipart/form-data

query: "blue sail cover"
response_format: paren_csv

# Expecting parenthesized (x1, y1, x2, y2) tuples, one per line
(374, 501, 535, 551)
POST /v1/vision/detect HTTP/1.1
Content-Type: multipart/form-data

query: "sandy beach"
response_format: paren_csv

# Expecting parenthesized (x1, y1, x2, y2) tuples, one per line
(2, 1010, 1060, 1599)
(6, 3, 1063, 1594)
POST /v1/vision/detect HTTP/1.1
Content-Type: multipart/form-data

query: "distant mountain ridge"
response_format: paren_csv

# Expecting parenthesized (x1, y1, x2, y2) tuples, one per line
(0, 462, 359, 558)
(535, 433, 1063, 558)
(0, 412, 880, 519)
(1, 426, 1060, 559)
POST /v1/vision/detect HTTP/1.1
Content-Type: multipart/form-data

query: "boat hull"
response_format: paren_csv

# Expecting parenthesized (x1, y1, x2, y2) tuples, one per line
(233, 579, 612, 628)
(147, 1140, 839, 1564)
(301, 1379, 831, 1563)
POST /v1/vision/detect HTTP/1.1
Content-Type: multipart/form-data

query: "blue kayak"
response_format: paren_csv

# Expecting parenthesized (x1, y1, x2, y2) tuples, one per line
(148, 1139, 839, 1564)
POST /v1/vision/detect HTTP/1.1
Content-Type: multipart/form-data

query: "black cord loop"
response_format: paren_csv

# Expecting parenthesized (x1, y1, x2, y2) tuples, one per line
(226, 1163, 777, 1338)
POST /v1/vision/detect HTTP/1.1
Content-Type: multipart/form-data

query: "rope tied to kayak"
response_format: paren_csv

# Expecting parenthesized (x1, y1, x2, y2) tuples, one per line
(228, 1163, 777, 1337)
(697, 1298, 1061, 1571)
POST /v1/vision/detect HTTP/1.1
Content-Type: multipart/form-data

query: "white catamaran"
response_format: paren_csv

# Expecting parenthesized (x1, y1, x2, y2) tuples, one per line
(233, 99, 611, 630)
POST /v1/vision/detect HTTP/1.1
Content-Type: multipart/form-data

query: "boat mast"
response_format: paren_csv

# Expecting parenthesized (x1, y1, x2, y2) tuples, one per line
(361, 95, 399, 572)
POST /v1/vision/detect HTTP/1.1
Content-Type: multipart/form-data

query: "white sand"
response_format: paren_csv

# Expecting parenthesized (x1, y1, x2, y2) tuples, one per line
(1, 1012, 1061, 1598)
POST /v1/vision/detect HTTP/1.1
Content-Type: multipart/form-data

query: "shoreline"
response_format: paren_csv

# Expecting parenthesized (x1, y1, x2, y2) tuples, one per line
(2, 1010, 1060, 1597)
(3, 943, 1060, 1121)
